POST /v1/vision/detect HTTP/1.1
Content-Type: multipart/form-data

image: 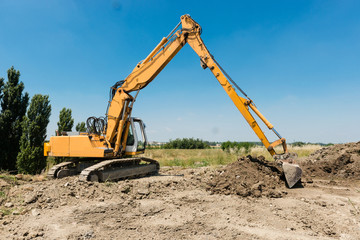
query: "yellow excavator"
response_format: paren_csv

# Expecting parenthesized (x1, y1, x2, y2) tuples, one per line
(44, 15, 302, 188)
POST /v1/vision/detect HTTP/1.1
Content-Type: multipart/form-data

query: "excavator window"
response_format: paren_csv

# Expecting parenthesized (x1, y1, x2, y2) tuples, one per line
(126, 127, 135, 146)
(133, 120, 145, 151)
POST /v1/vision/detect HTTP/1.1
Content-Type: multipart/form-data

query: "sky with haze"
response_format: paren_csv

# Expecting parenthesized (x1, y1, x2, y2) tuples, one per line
(0, 0, 359, 143)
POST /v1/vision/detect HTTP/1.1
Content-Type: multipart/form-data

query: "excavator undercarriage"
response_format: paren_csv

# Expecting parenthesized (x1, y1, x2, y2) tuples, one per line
(47, 157, 159, 182)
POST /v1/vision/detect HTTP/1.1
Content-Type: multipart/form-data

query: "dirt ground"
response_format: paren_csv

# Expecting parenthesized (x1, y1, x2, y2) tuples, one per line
(1, 142, 360, 240)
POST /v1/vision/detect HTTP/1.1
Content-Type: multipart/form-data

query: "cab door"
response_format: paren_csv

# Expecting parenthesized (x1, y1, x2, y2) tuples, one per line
(125, 118, 148, 155)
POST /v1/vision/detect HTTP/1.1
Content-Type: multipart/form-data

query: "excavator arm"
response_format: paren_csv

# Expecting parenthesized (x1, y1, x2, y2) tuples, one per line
(109, 15, 286, 157)
(106, 15, 301, 187)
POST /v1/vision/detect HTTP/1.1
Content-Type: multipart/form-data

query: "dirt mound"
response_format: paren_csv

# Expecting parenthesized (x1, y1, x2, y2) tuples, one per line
(302, 141, 360, 179)
(207, 155, 287, 198)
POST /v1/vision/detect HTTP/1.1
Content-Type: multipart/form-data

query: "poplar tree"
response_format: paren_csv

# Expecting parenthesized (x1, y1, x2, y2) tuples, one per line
(57, 108, 74, 134)
(17, 95, 51, 174)
(76, 122, 86, 132)
(0, 67, 29, 171)
(54, 108, 74, 164)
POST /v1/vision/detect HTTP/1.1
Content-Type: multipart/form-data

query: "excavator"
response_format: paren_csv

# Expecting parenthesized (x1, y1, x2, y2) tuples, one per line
(44, 15, 302, 188)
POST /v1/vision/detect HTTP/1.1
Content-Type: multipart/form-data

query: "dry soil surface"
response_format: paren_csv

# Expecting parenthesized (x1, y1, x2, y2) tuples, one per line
(1, 143, 360, 240)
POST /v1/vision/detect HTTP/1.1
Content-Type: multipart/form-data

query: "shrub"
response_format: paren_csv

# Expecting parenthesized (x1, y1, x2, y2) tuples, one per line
(291, 141, 306, 147)
(221, 141, 256, 154)
(162, 138, 210, 149)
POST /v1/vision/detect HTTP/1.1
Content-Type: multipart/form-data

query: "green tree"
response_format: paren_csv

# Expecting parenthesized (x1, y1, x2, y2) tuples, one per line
(162, 138, 210, 149)
(57, 108, 74, 134)
(0, 67, 29, 171)
(76, 122, 86, 132)
(55, 108, 74, 164)
(17, 95, 51, 174)
(221, 141, 256, 154)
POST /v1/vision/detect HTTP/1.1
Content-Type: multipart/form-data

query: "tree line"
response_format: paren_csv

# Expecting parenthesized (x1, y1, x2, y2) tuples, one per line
(162, 138, 210, 149)
(220, 141, 258, 154)
(0, 67, 85, 174)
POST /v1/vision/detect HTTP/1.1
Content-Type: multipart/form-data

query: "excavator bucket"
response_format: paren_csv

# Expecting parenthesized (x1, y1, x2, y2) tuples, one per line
(282, 162, 302, 188)
(274, 153, 302, 188)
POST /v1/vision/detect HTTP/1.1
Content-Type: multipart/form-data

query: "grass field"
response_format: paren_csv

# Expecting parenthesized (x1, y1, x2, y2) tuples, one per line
(43, 145, 323, 170)
(141, 148, 238, 168)
(141, 144, 323, 168)
(250, 144, 323, 160)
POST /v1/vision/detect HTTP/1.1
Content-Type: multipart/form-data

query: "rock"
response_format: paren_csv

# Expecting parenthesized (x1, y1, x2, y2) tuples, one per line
(266, 190, 283, 198)
(31, 209, 40, 216)
(64, 182, 70, 187)
(137, 188, 150, 196)
(120, 185, 131, 194)
(4, 202, 14, 208)
(251, 181, 264, 191)
(15, 174, 23, 180)
(252, 190, 262, 198)
(24, 194, 38, 204)
(84, 231, 94, 239)
(0, 179, 9, 187)
(12, 210, 20, 215)
(29, 230, 42, 238)
(2, 220, 10, 225)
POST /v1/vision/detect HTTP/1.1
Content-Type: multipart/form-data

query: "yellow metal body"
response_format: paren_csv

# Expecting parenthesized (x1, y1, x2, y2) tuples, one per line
(45, 14, 287, 159)
(45, 135, 113, 158)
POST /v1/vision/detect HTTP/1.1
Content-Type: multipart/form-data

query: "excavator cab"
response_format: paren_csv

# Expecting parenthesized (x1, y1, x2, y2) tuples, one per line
(125, 118, 148, 156)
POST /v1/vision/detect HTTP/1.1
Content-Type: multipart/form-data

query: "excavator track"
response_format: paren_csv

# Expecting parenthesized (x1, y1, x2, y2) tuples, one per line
(47, 159, 98, 179)
(79, 157, 159, 182)
(47, 161, 79, 179)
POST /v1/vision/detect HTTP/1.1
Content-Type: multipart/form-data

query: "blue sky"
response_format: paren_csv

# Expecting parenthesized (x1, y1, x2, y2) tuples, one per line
(0, 0, 359, 143)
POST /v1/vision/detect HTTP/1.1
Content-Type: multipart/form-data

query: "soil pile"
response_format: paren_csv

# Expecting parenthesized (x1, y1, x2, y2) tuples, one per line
(302, 141, 360, 179)
(207, 155, 286, 198)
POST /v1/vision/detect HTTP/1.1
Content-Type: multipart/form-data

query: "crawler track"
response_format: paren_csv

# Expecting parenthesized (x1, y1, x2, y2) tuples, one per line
(48, 158, 159, 182)
(79, 157, 159, 182)
(47, 161, 79, 179)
